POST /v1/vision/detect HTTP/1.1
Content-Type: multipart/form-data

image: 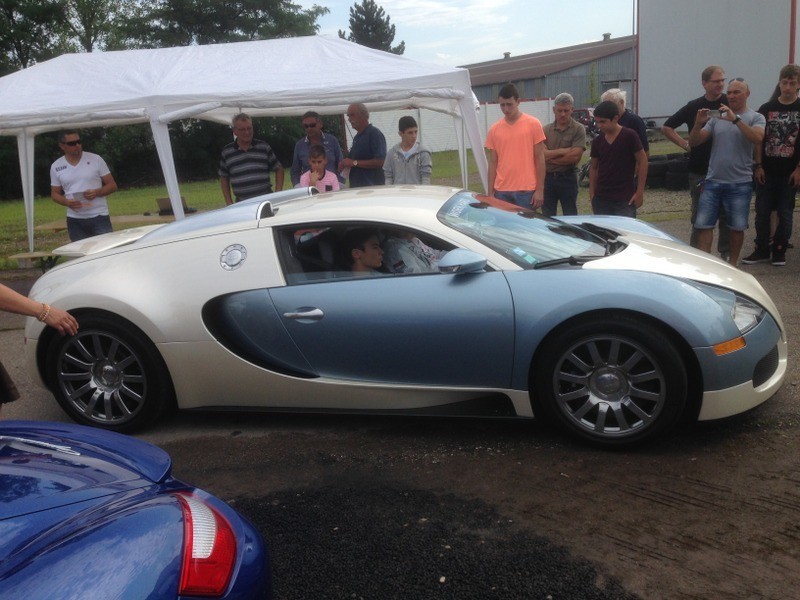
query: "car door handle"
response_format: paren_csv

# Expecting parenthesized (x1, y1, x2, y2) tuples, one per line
(283, 308, 325, 320)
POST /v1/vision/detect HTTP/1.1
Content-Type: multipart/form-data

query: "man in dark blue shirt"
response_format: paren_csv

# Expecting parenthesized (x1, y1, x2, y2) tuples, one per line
(339, 103, 387, 187)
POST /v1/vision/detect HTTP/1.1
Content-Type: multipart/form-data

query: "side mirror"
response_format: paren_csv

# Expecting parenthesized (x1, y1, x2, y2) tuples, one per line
(438, 249, 487, 274)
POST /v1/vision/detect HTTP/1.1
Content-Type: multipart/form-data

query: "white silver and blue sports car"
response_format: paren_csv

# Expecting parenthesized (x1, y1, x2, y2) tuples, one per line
(25, 186, 787, 446)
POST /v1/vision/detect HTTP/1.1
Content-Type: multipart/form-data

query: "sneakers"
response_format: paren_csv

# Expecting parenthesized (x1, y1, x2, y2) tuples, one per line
(741, 250, 770, 264)
(772, 247, 786, 266)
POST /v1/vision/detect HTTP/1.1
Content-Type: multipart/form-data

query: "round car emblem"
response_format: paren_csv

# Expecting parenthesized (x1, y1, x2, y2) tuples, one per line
(220, 244, 247, 271)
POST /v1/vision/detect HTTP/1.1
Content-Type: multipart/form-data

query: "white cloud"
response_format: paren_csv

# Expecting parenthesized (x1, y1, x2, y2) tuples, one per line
(379, 0, 513, 29)
(302, 0, 634, 67)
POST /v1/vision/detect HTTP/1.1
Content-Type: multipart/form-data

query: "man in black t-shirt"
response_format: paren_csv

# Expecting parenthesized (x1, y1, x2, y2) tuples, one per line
(743, 64, 800, 266)
(663, 66, 729, 257)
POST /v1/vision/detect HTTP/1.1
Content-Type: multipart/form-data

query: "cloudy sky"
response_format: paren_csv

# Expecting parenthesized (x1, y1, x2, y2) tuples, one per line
(303, 0, 636, 66)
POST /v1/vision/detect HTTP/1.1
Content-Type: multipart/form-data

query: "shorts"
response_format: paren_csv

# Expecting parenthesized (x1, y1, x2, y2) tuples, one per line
(695, 180, 753, 231)
(67, 214, 113, 242)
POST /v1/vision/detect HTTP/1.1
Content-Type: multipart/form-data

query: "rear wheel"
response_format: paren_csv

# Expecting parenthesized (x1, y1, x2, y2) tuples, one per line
(533, 316, 687, 446)
(46, 314, 174, 431)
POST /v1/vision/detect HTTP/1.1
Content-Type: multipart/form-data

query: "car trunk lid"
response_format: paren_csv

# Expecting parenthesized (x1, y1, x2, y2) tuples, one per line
(0, 420, 172, 519)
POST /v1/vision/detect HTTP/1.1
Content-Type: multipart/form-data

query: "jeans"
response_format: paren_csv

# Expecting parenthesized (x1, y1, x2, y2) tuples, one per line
(591, 196, 636, 218)
(689, 172, 730, 254)
(494, 190, 533, 208)
(754, 174, 797, 251)
(695, 180, 753, 231)
(67, 214, 113, 242)
(542, 172, 578, 217)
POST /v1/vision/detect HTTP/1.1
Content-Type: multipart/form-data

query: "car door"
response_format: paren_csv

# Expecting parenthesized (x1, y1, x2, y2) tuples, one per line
(268, 269, 515, 388)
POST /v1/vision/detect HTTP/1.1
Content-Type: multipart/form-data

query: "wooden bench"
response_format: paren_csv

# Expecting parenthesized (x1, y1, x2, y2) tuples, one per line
(9, 251, 60, 272)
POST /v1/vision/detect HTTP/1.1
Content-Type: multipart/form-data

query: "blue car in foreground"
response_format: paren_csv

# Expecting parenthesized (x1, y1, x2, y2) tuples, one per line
(0, 421, 269, 599)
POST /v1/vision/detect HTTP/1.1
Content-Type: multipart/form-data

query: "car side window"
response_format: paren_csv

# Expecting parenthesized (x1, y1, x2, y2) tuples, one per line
(275, 224, 454, 284)
(382, 229, 451, 275)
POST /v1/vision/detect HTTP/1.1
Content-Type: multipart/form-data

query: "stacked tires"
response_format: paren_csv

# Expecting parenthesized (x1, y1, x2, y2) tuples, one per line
(647, 152, 689, 190)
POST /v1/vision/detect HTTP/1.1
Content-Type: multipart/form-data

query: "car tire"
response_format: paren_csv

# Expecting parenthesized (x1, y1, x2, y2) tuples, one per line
(532, 315, 687, 446)
(646, 174, 665, 189)
(646, 161, 669, 176)
(46, 314, 174, 432)
(665, 171, 690, 190)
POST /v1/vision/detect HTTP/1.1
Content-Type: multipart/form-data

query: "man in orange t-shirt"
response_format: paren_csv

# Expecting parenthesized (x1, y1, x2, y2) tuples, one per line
(485, 83, 546, 209)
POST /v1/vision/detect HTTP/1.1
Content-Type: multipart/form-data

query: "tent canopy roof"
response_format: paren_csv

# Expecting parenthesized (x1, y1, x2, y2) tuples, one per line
(0, 35, 476, 135)
(3, 36, 488, 252)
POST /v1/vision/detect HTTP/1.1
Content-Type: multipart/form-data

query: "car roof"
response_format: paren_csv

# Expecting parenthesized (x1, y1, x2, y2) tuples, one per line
(266, 185, 464, 226)
(139, 185, 465, 245)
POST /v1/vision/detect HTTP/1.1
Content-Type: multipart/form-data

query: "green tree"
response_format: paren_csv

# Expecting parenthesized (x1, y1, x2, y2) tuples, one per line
(0, 0, 70, 73)
(338, 0, 404, 55)
(131, 0, 328, 48)
(65, 0, 144, 52)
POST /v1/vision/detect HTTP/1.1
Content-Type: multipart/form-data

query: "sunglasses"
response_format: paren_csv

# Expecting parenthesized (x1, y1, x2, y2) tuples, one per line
(63, 140, 81, 146)
(302, 123, 318, 129)
(729, 77, 745, 83)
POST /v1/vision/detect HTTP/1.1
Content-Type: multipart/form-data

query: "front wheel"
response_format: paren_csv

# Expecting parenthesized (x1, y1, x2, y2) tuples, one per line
(533, 316, 687, 446)
(578, 163, 590, 187)
(46, 314, 174, 431)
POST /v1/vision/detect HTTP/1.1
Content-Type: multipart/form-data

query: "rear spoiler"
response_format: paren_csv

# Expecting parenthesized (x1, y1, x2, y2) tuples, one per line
(53, 224, 165, 258)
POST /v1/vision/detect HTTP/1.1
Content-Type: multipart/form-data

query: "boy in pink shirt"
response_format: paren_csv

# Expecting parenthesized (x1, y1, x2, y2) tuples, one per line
(300, 145, 340, 192)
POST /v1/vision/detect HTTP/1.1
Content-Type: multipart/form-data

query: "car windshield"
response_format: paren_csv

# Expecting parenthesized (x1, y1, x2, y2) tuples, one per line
(438, 192, 609, 268)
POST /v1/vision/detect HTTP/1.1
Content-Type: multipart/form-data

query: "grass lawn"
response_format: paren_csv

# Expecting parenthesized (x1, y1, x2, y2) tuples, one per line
(0, 140, 683, 269)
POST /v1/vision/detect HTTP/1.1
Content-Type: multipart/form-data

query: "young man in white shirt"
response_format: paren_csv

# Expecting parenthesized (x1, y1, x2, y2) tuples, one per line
(50, 130, 118, 242)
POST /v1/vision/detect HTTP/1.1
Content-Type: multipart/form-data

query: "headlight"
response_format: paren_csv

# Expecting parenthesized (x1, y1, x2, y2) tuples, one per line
(732, 295, 764, 334)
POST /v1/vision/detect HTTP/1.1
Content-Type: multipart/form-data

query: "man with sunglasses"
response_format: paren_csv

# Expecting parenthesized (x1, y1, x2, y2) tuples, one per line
(50, 130, 118, 242)
(290, 111, 344, 187)
(689, 78, 765, 266)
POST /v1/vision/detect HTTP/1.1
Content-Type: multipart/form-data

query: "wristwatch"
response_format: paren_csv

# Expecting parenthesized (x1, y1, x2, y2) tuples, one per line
(353, 159, 359, 167)
(732, 115, 742, 125)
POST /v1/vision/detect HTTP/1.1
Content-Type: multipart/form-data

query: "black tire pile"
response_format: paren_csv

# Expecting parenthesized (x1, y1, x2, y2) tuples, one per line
(647, 152, 689, 190)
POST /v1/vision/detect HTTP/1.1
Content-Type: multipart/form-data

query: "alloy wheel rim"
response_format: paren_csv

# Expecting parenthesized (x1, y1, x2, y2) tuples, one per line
(552, 335, 666, 438)
(56, 330, 147, 425)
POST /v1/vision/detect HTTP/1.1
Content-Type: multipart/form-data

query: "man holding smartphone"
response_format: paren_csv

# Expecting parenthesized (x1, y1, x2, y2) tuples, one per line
(688, 78, 766, 266)
(662, 66, 729, 257)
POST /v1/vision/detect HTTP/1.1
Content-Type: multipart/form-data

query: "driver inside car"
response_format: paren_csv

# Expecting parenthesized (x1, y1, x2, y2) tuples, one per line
(343, 228, 386, 276)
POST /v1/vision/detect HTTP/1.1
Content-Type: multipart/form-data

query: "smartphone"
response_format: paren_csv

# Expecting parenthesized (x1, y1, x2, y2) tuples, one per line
(707, 109, 723, 118)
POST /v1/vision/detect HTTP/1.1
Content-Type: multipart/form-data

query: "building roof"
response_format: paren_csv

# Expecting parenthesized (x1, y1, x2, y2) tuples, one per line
(461, 35, 636, 87)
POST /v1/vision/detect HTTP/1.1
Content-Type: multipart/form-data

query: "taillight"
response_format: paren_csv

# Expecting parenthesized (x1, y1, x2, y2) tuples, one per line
(176, 492, 237, 597)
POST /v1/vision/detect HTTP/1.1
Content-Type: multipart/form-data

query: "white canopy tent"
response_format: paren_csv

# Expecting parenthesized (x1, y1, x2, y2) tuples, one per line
(0, 35, 488, 251)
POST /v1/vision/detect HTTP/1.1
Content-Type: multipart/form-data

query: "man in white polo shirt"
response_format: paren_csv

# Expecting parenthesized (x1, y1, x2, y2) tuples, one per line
(50, 130, 118, 241)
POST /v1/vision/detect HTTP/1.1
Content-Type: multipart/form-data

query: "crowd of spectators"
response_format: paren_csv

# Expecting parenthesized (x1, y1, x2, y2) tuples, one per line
(50, 62, 800, 267)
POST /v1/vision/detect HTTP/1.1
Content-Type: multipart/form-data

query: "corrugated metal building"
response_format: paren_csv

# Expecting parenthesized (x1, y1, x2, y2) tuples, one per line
(462, 34, 637, 109)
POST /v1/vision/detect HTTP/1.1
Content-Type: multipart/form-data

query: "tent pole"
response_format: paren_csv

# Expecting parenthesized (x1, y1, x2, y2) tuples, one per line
(17, 132, 35, 252)
(149, 114, 185, 219)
